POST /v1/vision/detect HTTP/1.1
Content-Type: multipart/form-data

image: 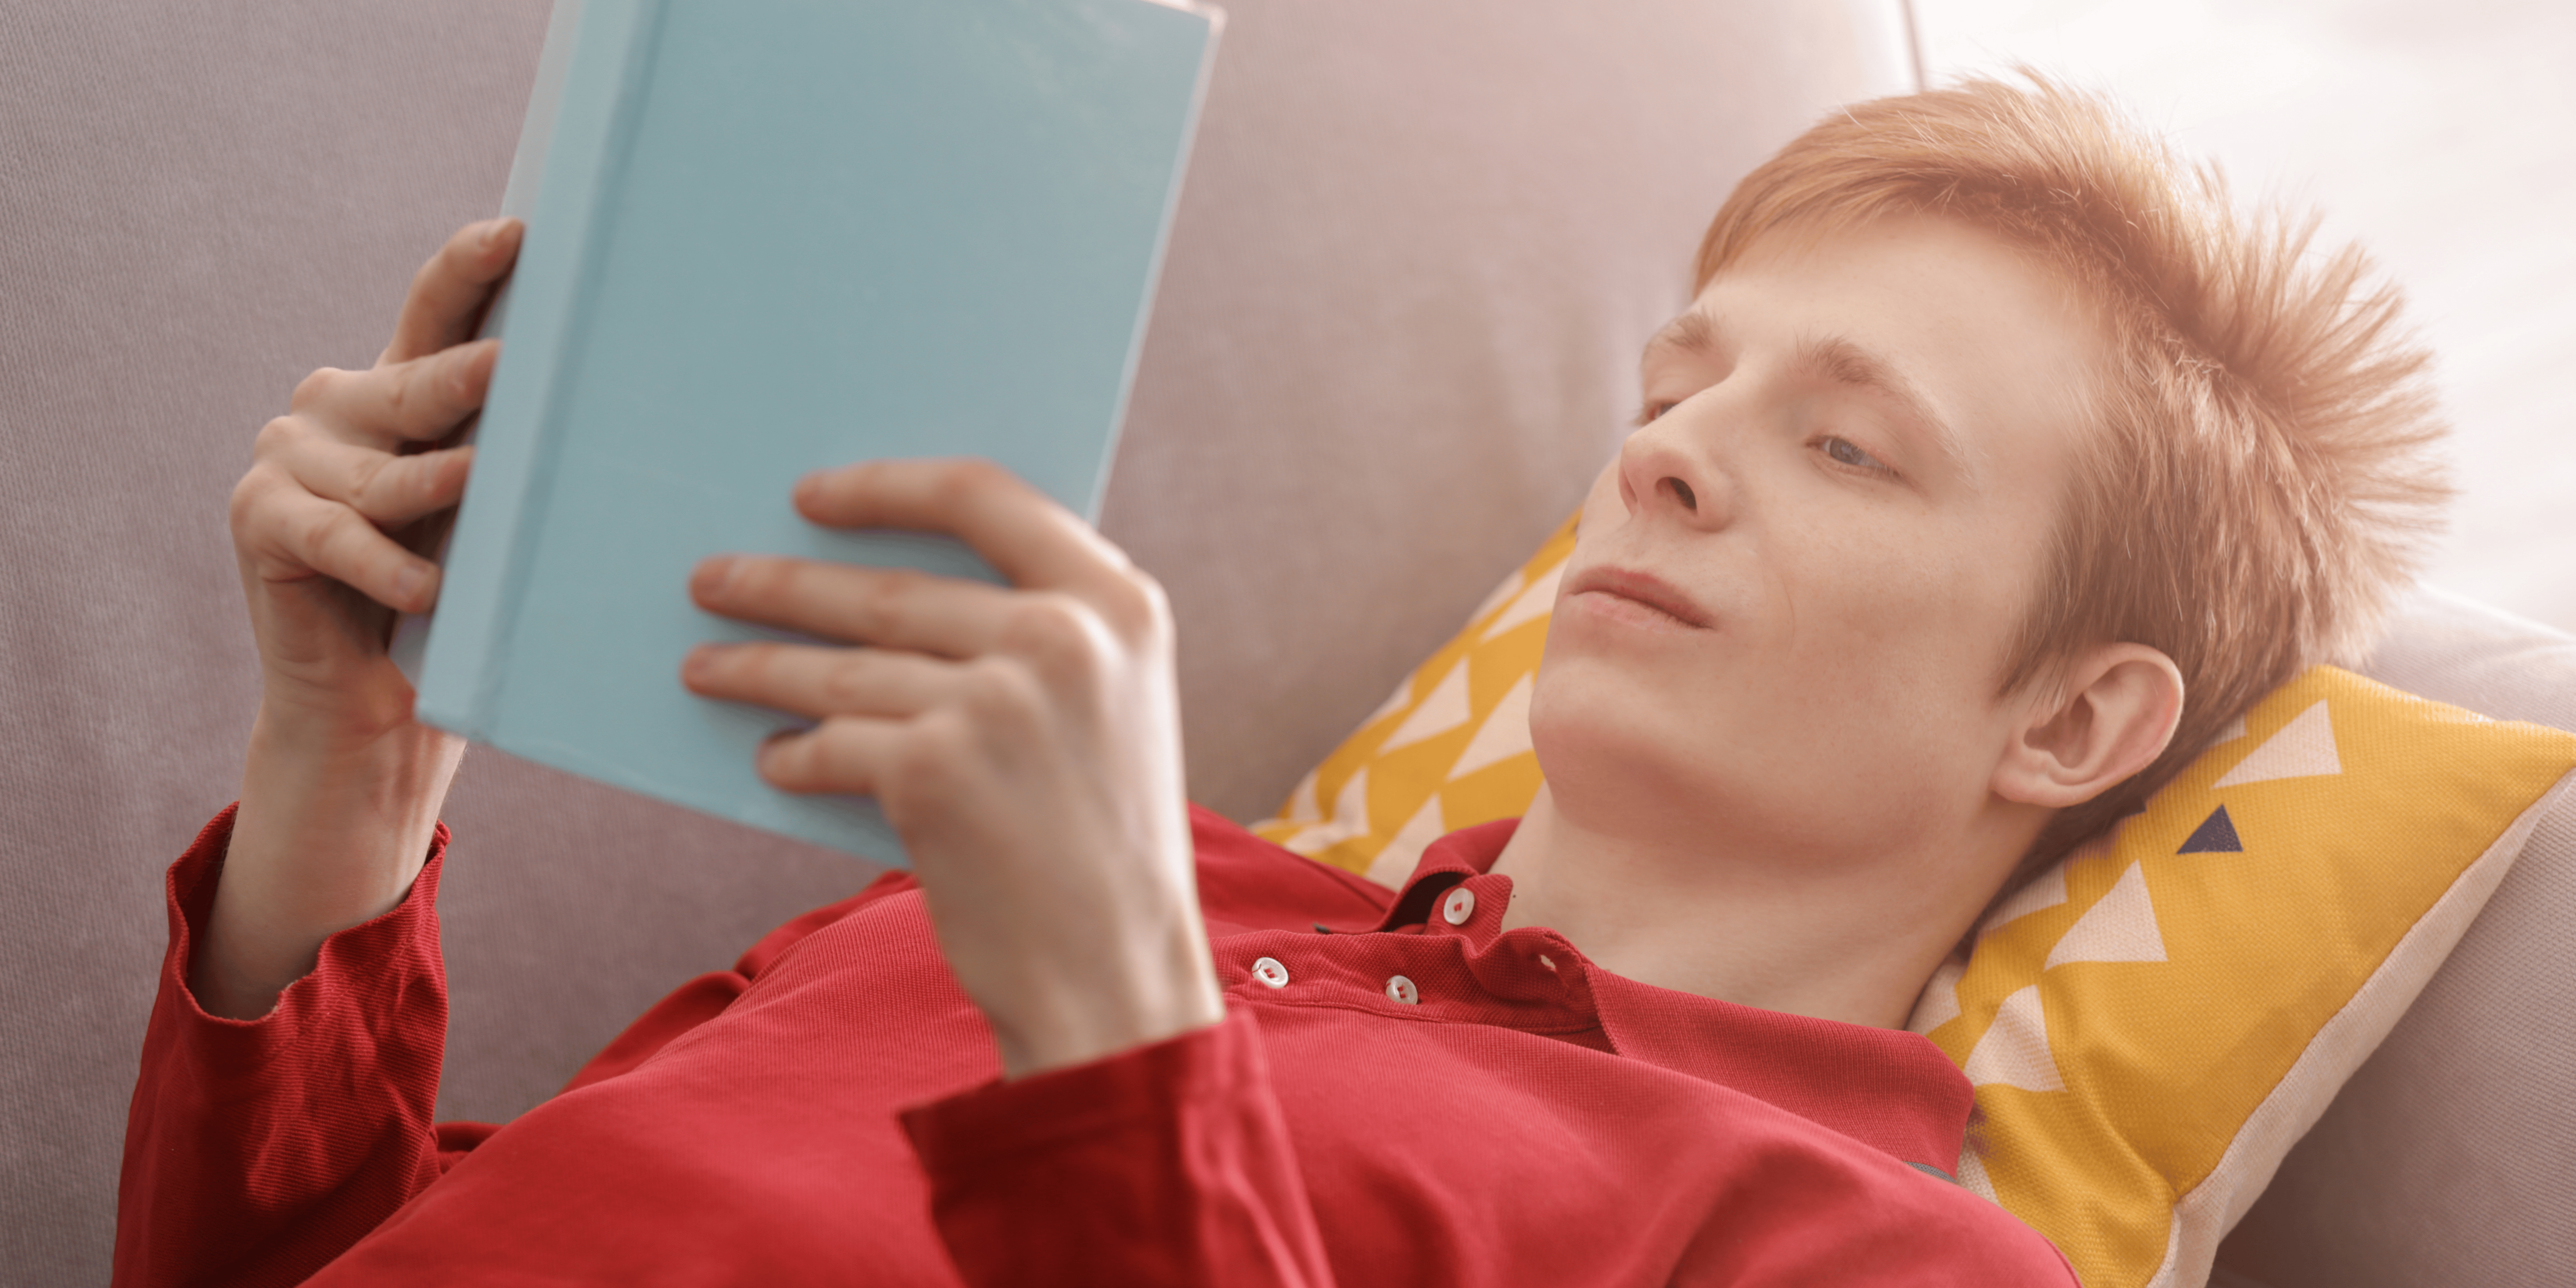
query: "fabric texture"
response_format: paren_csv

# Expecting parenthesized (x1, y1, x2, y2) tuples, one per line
(2213, 589, 2576, 1288)
(115, 806, 2075, 1287)
(1262, 562, 2576, 1288)
(0, 3, 1912, 1279)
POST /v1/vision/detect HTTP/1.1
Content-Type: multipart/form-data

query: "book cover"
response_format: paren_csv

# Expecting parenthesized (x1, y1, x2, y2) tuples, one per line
(397, 0, 1221, 866)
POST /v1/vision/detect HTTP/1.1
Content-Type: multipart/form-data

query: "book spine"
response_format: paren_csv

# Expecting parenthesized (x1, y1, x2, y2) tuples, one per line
(414, 0, 669, 739)
(495, 0, 589, 225)
(386, 0, 587, 686)
(1082, 0, 1224, 521)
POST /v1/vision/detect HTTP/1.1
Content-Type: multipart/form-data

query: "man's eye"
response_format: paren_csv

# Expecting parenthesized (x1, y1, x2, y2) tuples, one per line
(1637, 400, 1678, 425)
(1820, 436, 1894, 475)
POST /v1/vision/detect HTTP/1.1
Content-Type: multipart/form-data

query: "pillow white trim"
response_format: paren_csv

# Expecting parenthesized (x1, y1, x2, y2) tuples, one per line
(2145, 768, 2576, 1288)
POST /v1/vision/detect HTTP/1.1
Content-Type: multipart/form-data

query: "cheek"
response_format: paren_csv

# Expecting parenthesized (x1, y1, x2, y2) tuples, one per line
(1767, 521, 2035, 778)
(1531, 469, 2045, 842)
(1737, 524, 2024, 801)
(1776, 512, 2014, 691)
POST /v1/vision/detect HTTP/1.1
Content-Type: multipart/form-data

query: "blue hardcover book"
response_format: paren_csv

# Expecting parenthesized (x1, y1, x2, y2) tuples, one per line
(391, 0, 1222, 866)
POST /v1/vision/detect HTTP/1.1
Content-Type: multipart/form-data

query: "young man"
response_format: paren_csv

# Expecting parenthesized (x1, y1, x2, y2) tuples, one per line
(117, 79, 2445, 1286)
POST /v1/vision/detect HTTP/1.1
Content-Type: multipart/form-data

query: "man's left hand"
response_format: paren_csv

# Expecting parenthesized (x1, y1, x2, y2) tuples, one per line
(682, 458, 1222, 1079)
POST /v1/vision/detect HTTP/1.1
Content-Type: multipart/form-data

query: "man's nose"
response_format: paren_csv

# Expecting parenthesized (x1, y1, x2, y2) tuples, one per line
(1616, 411, 1732, 530)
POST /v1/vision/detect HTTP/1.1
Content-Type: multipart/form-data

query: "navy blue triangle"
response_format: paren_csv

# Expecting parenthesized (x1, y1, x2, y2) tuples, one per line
(2178, 805, 2242, 854)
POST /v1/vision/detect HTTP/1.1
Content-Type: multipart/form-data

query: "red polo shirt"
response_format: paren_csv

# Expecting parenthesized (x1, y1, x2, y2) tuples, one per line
(116, 805, 2075, 1287)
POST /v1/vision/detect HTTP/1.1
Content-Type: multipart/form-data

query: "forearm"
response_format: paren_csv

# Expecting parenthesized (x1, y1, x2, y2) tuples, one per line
(205, 217, 518, 1020)
(977, 878, 1228, 1080)
(198, 704, 464, 1018)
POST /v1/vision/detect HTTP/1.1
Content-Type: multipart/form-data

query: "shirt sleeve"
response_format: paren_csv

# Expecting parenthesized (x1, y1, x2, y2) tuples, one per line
(113, 805, 454, 1288)
(900, 1008, 1337, 1288)
(111, 808, 912, 1288)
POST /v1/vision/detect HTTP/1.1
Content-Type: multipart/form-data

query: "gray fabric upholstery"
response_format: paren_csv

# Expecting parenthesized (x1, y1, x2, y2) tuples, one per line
(2215, 589, 2576, 1288)
(0, 1, 1910, 1282)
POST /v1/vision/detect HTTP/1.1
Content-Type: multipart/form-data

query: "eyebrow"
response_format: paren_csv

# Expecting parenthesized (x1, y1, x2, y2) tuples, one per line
(1643, 308, 1980, 486)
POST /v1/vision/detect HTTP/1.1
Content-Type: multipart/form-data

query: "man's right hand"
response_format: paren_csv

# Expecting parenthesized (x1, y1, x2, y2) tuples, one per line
(198, 218, 521, 1020)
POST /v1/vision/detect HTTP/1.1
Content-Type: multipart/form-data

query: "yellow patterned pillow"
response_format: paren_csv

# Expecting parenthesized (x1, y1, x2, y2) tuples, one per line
(1255, 513, 1577, 883)
(1258, 525, 2576, 1288)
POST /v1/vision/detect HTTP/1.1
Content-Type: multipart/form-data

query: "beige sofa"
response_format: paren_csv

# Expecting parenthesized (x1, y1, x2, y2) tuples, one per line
(1, 3, 2565, 1284)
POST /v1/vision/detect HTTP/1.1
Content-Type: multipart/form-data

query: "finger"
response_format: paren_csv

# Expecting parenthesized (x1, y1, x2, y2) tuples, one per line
(756, 715, 907, 797)
(382, 218, 523, 365)
(681, 640, 966, 722)
(791, 459, 1129, 596)
(688, 554, 1023, 659)
(293, 340, 499, 446)
(240, 480, 441, 613)
(274, 433, 473, 527)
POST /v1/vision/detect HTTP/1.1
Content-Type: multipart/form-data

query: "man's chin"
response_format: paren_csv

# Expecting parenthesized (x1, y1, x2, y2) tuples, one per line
(1533, 668, 1739, 790)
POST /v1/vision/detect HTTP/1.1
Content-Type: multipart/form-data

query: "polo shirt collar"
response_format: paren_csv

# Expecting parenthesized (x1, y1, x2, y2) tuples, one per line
(1373, 820, 1975, 1172)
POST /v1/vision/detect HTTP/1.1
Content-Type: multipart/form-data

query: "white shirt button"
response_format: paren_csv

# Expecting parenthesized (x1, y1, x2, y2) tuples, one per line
(1250, 957, 1290, 989)
(1441, 887, 1477, 925)
(1385, 974, 1420, 1005)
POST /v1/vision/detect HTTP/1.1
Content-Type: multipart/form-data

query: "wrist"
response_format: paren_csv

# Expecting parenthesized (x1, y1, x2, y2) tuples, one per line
(239, 703, 461, 850)
(991, 930, 1227, 1080)
(199, 706, 462, 1018)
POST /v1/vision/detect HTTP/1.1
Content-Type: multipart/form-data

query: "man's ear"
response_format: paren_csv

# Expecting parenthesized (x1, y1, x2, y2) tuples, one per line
(1992, 644, 2185, 809)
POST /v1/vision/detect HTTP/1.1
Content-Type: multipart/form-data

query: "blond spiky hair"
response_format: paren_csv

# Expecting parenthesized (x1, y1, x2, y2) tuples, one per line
(1695, 74, 2452, 867)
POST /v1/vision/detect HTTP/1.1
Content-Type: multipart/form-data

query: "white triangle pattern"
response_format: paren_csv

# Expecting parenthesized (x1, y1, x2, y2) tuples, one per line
(2211, 713, 2247, 746)
(1481, 563, 1564, 640)
(1450, 673, 1536, 779)
(1910, 956, 1969, 1035)
(1279, 773, 1321, 826)
(2213, 700, 2341, 788)
(1981, 864, 2069, 934)
(1366, 793, 1447, 887)
(2044, 862, 2168, 969)
(1955, 1143, 1999, 1203)
(1464, 568, 1528, 630)
(1358, 677, 1417, 730)
(1961, 985, 2065, 1092)
(1279, 766, 1372, 857)
(1380, 663, 1474, 752)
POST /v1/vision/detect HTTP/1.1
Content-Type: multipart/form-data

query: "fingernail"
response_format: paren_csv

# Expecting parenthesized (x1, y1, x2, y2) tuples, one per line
(682, 645, 717, 679)
(482, 218, 512, 250)
(392, 564, 427, 604)
(695, 556, 736, 597)
(793, 474, 823, 506)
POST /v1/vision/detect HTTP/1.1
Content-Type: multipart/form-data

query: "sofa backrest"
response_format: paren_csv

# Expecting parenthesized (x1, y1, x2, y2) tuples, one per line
(0, 1, 1912, 1281)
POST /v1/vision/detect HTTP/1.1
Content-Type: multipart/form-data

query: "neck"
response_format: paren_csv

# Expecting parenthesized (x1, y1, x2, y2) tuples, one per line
(1489, 785, 2030, 1029)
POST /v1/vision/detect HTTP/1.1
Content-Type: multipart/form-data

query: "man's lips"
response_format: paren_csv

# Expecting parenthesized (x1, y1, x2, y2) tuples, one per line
(1565, 565, 1714, 629)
